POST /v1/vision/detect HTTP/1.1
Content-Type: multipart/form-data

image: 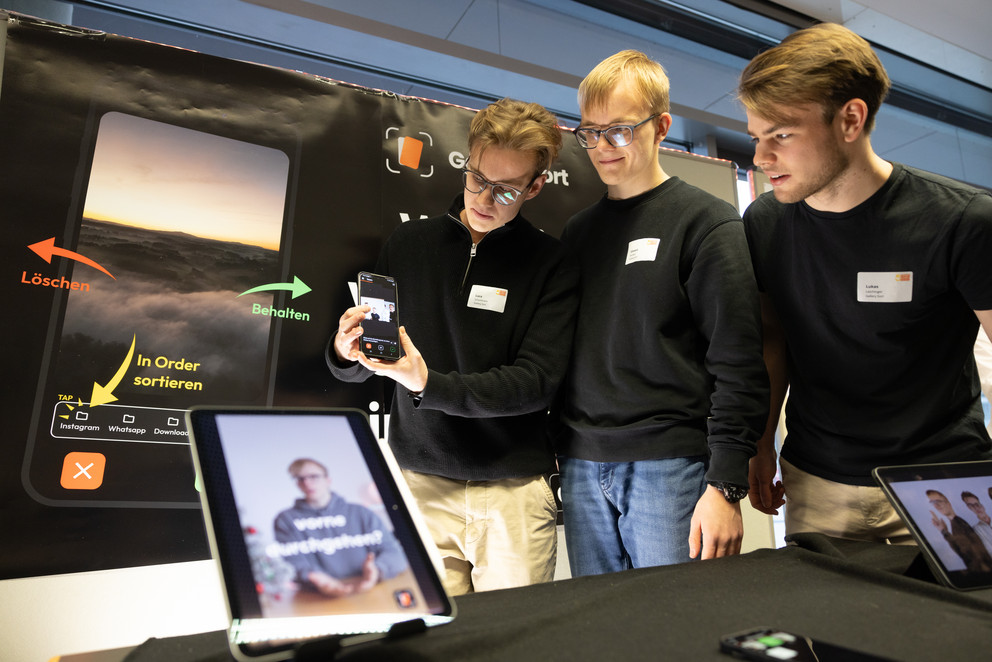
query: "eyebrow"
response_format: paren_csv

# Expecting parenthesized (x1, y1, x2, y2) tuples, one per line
(747, 123, 789, 139)
(467, 163, 530, 188)
(578, 117, 638, 128)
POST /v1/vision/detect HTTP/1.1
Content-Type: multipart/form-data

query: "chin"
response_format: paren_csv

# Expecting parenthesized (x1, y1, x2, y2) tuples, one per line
(772, 188, 804, 204)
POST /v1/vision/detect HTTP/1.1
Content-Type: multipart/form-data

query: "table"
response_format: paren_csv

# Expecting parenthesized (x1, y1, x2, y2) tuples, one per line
(88, 534, 992, 661)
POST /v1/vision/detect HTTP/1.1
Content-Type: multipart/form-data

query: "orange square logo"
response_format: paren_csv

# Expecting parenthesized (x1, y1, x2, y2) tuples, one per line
(60, 452, 106, 490)
(397, 136, 424, 169)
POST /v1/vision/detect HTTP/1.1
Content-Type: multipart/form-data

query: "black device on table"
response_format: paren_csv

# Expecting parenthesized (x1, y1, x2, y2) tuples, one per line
(719, 627, 898, 661)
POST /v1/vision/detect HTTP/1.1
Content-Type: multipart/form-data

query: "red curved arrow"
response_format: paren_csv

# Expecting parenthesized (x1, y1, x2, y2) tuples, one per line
(28, 237, 116, 280)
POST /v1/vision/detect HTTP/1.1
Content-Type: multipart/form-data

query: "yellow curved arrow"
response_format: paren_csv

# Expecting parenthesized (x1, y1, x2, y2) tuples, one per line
(90, 334, 136, 407)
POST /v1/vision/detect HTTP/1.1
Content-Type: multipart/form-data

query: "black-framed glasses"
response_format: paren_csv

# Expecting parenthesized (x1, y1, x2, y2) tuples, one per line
(461, 168, 533, 206)
(574, 114, 659, 149)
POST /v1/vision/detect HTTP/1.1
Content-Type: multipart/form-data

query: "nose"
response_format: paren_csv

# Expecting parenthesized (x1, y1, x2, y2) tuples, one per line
(594, 135, 616, 151)
(753, 140, 773, 168)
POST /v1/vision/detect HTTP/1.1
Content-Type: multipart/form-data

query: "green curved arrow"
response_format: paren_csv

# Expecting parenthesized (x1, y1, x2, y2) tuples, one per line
(236, 276, 311, 299)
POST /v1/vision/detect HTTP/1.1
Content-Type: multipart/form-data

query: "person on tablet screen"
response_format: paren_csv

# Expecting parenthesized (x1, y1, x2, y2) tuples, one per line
(961, 491, 992, 556)
(273, 458, 407, 597)
(927, 489, 992, 573)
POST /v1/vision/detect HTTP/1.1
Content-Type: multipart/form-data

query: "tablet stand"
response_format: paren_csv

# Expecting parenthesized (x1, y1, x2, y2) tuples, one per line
(293, 618, 427, 660)
(903, 551, 938, 584)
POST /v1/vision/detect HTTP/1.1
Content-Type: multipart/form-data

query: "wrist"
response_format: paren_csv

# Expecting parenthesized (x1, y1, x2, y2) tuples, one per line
(707, 481, 748, 504)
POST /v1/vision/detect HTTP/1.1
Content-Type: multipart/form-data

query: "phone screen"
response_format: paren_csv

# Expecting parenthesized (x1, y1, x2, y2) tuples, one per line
(22, 111, 292, 508)
(358, 272, 400, 361)
(720, 628, 896, 662)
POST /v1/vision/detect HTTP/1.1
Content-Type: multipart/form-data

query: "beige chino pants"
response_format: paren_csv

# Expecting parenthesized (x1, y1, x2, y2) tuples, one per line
(401, 469, 558, 595)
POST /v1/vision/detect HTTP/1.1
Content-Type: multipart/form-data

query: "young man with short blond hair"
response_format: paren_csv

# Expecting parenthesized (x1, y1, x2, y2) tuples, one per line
(329, 98, 577, 594)
(739, 23, 992, 541)
(556, 50, 768, 575)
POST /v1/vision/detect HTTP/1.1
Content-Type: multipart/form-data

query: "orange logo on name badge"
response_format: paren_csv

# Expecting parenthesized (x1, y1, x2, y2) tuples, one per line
(397, 137, 424, 169)
(60, 452, 107, 490)
(895, 273, 911, 282)
(496, 289, 507, 297)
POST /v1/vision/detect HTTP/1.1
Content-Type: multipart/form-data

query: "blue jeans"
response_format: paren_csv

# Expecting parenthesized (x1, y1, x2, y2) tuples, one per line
(560, 456, 707, 576)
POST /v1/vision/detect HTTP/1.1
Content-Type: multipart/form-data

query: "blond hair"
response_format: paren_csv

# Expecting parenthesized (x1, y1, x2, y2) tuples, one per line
(738, 23, 890, 133)
(467, 98, 562, 174)
(578, 50, 670, 116)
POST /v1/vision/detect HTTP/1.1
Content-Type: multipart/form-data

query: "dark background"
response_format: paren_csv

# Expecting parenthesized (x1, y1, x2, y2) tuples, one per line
(0, 16, 611, 580)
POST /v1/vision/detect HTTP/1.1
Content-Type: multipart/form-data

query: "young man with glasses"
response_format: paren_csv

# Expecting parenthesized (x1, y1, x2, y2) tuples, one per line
(555, 50, 768, 575)
(328, 98, 578, 594)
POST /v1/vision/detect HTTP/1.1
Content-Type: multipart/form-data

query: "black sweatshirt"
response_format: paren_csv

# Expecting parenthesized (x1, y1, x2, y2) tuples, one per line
(556, 178, 768, 488)
(328, 197, 579, 481)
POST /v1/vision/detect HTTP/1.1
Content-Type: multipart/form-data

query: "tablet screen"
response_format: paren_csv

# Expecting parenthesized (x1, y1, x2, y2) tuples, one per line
(874, 460, 992, 590)
(187, 407, 454, 660)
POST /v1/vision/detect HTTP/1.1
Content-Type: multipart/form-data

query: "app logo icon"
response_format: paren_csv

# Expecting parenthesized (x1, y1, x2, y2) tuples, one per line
(397, 136, 423, 169)
(385, 127, 434, 177)
(60, 451, 107, 490)
(394, 589, 416, 608)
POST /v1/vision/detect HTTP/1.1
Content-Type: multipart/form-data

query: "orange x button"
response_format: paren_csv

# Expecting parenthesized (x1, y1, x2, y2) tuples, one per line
(60, 452, 106, 490)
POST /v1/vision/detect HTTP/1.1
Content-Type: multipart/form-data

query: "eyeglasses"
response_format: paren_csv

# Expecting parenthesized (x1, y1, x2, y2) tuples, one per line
(574, 114, 659, 149)
(461, 168, 533, 206)
(294, 473, 325, 483)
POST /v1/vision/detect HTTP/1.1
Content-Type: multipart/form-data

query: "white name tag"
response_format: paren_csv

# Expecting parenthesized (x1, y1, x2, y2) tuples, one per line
(857, 272, 913, 303)
(625, 237, 660, 265)
(467, 284, 508, 313)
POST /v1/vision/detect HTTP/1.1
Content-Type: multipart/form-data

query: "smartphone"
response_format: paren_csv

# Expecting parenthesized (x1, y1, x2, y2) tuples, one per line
(357, 271, 401, 361)
(720, 628, 897, 661)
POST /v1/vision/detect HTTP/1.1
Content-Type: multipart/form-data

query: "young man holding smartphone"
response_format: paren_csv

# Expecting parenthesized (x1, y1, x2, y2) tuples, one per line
(328, 98, 578, 595)
(555, 50, 768, 575)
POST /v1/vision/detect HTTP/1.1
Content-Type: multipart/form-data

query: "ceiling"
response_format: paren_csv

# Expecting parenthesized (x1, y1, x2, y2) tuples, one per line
(4, 0, 991, 188)
(769, 0, 991, 88)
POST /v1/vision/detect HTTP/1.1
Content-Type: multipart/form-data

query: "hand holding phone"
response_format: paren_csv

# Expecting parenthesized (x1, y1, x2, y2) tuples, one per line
(357, 272, 401, 362)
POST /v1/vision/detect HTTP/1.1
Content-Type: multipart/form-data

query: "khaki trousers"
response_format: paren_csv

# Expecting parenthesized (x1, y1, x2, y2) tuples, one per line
(782, 458, 914, 544)
(401, 469, 557, 595)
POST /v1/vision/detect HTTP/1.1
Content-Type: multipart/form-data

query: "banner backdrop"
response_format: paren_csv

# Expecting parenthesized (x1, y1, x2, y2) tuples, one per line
(0, 13, 739, 580)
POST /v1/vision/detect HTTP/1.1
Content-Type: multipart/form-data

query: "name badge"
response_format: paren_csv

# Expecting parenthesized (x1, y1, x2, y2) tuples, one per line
(625, 238, 660, 265)
(857, 272, 913, 303)
(467, 285, 508, 313)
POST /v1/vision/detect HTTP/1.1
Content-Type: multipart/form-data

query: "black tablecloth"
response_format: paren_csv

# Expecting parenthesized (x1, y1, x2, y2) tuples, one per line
(123, 534, 992, 662)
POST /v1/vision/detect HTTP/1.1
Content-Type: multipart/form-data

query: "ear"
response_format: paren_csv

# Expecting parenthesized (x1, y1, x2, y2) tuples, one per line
(653, 113, 673, 145)
(837, 99, 869, 143)
(524, 172, 547, 201)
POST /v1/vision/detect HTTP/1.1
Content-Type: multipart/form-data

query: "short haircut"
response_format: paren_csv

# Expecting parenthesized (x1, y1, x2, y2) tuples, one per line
(962, 491, 979, 501)
(288, 457, 327, 477)
(738, 23, 891, 134)
(467, 98, 562, 175)
(926, 489, 947, 499)
(578, 49, 670, 117)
